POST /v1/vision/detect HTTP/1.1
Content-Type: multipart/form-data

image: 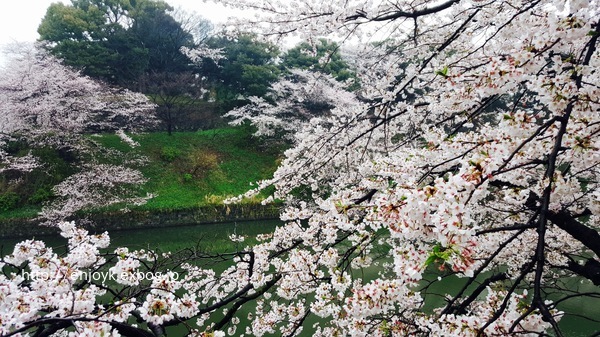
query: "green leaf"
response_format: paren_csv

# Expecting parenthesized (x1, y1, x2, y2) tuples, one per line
(435, 66, 449, 78)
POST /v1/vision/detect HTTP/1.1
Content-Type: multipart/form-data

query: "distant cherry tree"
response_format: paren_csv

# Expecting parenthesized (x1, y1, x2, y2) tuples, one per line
(0, 44, 156, 221)
(224, 69, 358, 142)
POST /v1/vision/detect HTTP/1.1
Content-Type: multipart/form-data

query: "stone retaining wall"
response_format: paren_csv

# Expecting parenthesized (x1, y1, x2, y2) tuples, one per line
(0, 204, 281, 238)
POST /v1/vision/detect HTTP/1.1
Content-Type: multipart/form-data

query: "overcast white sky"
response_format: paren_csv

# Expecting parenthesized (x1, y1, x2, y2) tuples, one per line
(0, 0, 247, 64)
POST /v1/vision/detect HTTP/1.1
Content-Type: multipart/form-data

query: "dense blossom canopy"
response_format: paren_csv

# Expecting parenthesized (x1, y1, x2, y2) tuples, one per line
(1, 1, 599, 336)
(0, 45, 155, 137)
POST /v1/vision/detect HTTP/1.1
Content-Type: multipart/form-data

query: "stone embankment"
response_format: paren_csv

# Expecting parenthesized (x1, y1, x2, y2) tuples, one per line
(0, 204, 280, 238)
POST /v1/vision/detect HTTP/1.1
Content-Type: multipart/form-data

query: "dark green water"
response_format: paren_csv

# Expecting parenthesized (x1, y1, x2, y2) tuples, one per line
(1, 221, 598, 336)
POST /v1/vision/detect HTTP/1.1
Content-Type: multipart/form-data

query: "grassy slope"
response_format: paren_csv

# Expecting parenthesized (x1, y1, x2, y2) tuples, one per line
(0, 127, 280, 220)
(94, 127, 280, 211)
(0, 207, 42, 220)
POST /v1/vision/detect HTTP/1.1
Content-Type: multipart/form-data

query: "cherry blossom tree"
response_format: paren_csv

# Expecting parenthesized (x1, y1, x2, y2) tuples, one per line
(0, 44, 157, 221)
(0, 44, 155, 136)
(206, 0, 600, 334)
(224, 69, 358, 142)
(2, 1, 600, 336)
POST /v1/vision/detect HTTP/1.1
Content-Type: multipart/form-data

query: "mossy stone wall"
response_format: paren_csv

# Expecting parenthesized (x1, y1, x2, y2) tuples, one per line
(0, 204, 280, 238)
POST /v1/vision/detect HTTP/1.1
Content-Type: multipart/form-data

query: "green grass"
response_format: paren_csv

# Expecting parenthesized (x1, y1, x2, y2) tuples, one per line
(0, 206, 41, 220)
(0, 126, 281, 220)
(92, 127, 280, 211)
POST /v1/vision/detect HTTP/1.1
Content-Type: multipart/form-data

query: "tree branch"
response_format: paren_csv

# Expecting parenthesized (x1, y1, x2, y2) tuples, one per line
(365, 0, 460, 21)
(548, 209, 600, 258)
